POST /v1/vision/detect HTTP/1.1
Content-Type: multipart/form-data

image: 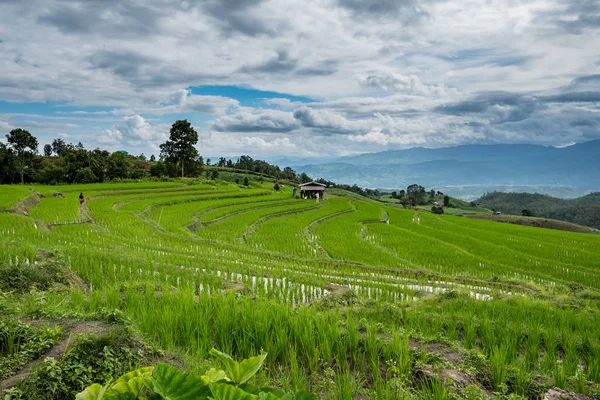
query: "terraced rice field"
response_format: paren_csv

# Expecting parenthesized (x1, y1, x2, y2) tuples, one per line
(2, 180, 600, 398)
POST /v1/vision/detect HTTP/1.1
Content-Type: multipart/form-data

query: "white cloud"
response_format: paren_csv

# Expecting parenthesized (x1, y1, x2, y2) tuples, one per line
(0, 0, 598, 157)
(97, 115, 169, 147)
(211, 110, 301, 133)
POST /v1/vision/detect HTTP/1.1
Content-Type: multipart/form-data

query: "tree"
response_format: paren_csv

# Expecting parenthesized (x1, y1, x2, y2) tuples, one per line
(211, 170, 219, 180)
(6, 128, 38, 184)
(407, 184, 426, 206)
(273, 183, 280, 191)
(159, 120, 199, 177)
(299, 173, 312, 184)
(206, 158, 211, 166)
(51, 138, 66, 156)
(522, 209, 534, 217)
(43, 144, 52, 156)
(0, 143, 18, 183)
(400, 196, 411, 208)
(149, 154, 156, 162)
(431, 205, 444, 214)
(76, 141, 85, 150)
(429, 189, 436, 198)
(74, 167, 98, 183)
(443, 195, 450, 207)
(243, 177, 249, 186)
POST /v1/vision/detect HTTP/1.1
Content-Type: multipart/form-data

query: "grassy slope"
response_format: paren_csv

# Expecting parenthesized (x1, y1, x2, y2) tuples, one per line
(477, 191, 600, 229)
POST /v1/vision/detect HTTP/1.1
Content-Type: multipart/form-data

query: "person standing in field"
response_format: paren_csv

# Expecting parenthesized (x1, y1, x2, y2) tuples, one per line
(79, 192, 85, 206)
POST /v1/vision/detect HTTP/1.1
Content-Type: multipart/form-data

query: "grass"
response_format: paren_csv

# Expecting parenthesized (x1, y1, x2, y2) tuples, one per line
(1, 180, 600, 398)
(465, 213, 598, 234)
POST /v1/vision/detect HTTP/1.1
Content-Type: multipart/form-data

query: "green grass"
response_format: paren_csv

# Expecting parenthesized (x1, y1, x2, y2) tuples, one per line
(2, 180, 600, 398)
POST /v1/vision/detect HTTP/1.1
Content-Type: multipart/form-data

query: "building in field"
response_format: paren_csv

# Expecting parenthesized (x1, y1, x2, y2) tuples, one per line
(299, 181, 326, 199)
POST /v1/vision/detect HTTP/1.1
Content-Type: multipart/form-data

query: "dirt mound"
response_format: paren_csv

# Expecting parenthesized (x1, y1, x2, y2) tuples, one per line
(543, 388, 596, 400)
(415, 366, 492, 398)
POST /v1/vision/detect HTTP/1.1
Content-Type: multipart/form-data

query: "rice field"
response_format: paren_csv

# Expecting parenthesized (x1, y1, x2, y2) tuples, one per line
(2, 180, 600, 398)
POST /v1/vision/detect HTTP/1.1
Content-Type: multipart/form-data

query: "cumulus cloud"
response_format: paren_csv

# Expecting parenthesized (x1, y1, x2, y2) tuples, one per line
(1, 0, 600, 157)
(211, 110, 301, 133)
(293, 106, 367, 132)
(116, 89, 239, 116)
(359, 72, 456, 96)
(97, 115, 168, 147)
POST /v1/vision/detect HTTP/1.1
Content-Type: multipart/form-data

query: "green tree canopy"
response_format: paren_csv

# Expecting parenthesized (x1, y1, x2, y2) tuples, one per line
(159, 120, 199, 177)
(407, 184, 426, 206)
(6, 128, 38, 184)
(51, 138, 66, 156)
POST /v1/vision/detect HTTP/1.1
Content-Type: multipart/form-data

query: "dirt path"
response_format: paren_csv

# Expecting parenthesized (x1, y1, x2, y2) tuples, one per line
(0, 321, 110, 391)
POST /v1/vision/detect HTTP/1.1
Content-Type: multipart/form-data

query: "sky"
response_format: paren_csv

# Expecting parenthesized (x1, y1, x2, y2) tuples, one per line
(0, 0, 599, 160)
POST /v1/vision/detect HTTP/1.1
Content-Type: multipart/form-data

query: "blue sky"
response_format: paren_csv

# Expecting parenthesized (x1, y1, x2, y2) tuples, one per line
(1, 0, 599, 158)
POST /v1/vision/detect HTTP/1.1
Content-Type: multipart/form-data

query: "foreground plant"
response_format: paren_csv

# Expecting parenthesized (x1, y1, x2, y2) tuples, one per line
(76, 348, 315, 400)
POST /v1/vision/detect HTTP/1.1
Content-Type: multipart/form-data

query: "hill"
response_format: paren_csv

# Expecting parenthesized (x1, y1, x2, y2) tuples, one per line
(477, 191, 600, 229)
(2, 180, 600, 398)
(291, 140, 600, 199)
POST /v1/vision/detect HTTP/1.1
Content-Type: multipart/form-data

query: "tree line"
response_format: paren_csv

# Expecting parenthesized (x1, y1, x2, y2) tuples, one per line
(1, 120, 319, 186)
(478, 191, 600, 229)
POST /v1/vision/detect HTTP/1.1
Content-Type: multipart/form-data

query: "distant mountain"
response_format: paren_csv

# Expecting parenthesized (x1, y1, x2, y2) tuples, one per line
(477, 191, 600, 230)
(293, 140, 600, 199)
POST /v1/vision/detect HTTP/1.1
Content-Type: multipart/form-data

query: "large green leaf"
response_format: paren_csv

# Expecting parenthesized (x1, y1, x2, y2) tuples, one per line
(209, 349, 267, 385)
(147, 363, 211, 400)
(202, 368, 231, 384)
(106, 366, 154, 398)
(107, 377, 147, 398)
(208, 383, 256, 400)
(114, 366, 155, 384)
(76, 383, 108, 400)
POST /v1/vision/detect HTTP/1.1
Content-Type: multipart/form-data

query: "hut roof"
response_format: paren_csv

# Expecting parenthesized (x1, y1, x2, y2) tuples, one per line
(299, 181, 326, 187)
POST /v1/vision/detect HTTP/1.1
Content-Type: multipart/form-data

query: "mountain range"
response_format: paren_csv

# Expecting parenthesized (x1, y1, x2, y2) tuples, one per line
(284, 140, 600, 199)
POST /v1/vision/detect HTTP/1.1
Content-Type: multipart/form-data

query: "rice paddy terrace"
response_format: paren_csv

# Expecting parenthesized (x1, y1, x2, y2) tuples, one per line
(2, 180, 600, 399)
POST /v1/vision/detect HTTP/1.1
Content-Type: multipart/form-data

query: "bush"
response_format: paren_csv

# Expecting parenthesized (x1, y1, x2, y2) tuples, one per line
(273, 183, 280, 191)
(0, 251, 68, 292)
(243, 177, 249, 186)
(74, 167, 98, 184)
(431, 205, 444, 214)
(11, 327, 151, 400)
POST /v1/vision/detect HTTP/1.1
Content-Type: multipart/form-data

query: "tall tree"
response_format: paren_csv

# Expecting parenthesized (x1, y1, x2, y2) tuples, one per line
(51, 138, 66, 156)
(6, 128, 38, 184)
(407, 184, 426, 206)
(159, 120, 199, 178)
(43, 144, 53, 156)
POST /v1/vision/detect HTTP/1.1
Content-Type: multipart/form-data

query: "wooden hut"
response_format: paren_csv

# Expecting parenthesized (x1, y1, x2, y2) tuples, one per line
(299, 181, 326, 199)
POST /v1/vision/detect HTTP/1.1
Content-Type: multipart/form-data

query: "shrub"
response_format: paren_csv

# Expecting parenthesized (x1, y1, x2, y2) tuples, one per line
(74, 167, 98, 184)
(431, 205, 444, 214)
(0, 251, 68, 292)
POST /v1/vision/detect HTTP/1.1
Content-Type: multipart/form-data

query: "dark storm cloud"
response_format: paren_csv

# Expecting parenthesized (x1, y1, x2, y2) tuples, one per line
(38, 1, 164, 37)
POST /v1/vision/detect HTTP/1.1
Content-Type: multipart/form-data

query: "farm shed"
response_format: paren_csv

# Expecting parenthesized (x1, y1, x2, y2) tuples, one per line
(299, 181, 326, 199)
